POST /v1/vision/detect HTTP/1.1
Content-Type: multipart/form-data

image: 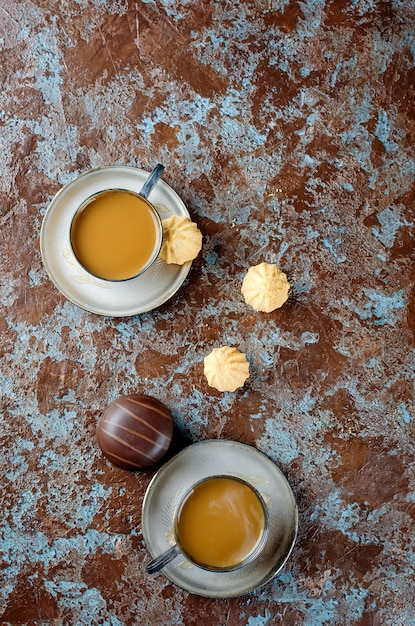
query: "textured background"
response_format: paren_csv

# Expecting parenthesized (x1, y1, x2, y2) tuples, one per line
(1, 0, 415, 624)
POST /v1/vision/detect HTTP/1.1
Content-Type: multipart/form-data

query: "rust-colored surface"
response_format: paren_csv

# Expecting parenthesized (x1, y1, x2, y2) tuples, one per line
(1, 1, 414, 624)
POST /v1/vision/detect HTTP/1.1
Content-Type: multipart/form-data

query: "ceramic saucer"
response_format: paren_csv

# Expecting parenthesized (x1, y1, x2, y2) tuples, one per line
(40, 166, 191, 316)
(142, 440, 298, 598)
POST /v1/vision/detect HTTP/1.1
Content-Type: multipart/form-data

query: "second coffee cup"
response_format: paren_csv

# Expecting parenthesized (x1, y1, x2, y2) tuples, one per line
(146, 475, 269, 574)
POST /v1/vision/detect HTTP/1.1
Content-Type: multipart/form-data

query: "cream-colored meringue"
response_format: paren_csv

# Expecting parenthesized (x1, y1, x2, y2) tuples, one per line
(241, 262, 290, 312)
(204, 346, 250, 392)
(160, 215, 202, 265)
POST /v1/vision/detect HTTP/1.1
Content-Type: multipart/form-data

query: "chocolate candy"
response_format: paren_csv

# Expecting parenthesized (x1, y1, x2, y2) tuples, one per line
(96, 394, 173, 470)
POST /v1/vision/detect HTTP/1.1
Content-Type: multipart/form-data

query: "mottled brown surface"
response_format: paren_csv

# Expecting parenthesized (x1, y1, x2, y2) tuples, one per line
(1, 0, 415, 624)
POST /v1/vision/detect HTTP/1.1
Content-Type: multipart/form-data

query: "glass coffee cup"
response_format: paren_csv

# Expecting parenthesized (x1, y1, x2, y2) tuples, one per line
(146, 475, 269, 574)
(69, 164, 164, 282)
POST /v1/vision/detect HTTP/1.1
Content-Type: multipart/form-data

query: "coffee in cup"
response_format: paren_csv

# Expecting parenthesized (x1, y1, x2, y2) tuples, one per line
(70, 188, 162, 281)
(174, 475, 268, 571)
(145, 475, 268, 574)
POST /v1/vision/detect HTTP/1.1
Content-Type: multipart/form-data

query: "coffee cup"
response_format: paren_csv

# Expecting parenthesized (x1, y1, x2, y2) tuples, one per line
(69, 165, 164, 282)
(146, 475, 269, 574)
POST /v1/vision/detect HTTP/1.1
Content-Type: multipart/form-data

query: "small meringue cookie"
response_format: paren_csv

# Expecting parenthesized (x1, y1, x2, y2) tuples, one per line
(204, 346, 250, 392)
(241, 262, 290, 312)
(160, 215, 202, 265)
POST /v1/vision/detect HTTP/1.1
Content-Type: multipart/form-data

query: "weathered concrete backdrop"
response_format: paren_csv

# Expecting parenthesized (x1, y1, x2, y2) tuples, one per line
(1, 1, 414, 624)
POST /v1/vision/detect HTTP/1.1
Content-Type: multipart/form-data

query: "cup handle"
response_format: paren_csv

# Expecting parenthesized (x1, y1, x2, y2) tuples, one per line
(145, 544, 180, 574)
(139, 164, 165, 199)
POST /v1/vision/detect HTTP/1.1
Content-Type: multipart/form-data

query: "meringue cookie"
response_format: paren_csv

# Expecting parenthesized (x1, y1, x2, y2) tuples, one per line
(204, 346, 250, 392)
(241, 262, 290, 312)
(160, 215, 202, 265)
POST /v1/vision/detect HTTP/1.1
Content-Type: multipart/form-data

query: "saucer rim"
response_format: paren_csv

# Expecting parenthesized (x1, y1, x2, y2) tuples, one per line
(142, 439, 298, 598)
(40, 165, 191, 317)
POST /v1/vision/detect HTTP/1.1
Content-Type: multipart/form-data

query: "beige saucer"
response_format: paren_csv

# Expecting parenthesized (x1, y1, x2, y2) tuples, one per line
(142, 440, 298, 598)
(40, 166, 191, 316)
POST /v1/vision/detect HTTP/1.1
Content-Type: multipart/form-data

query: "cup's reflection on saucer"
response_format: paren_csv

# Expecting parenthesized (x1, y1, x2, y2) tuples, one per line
(146, 475, 269, 574)
(69, 165, 164, 282)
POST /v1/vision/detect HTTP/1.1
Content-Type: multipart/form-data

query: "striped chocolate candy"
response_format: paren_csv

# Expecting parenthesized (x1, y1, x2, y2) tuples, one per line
(96, 394, 173, 470)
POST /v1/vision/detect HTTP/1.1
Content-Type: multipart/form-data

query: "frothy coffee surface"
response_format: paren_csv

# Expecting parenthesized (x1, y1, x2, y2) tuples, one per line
(71, 190, 160, 281)
(176, 477, 265, 569)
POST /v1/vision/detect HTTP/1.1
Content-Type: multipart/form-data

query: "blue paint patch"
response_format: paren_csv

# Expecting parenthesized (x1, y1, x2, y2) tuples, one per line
(336, 502, 362, 536)
(306, 226, 320, 241)
(170, 386, 209, 437)
(43, 581, 125, 624)
(339, 87, 374, 171)
(322, 237, 346, 264)
(296, 0, 324, 39)
(246, 609, 273, 625)
(363, 288, 407, 325)
(73, 482, 111, 528)
(375, 109, 398, 154)
(115, 321, 135, 343)
(399, 403, 412, 424)
(260, 418, 299, 464)
(203, 250, 219, 267)
(296, 389, 317, 414)
(259, 389, 319, 465)
(31, 407, 77, 439)
(33, 26, 64, 107)
(0, 372, 14, 397)
(219, 88, 244, 118)
(342, 289, 407, 326)
(371, 31, 397, 75)
(28, 268, 45, 286)
(255, 570, 369, 626)
(5, 456, 29, 482)
(300, 66, 312, 77)
(371, 206, 403, 248)
(159, 0, 186, 21)
(259, 351, 276, 366)
(137, 93, 213, 137)
(0, 524, 124, 595)
(301, 331, 319, 345)
(369, 153, 415, 194)
(204, 32, 226, 51)
(18, 26, 31, 40)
